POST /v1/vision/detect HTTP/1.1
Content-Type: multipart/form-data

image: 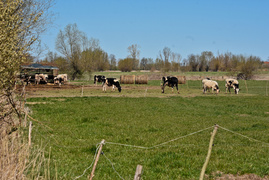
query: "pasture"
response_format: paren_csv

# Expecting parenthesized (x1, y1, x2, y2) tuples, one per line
(24, 78, 269, 179)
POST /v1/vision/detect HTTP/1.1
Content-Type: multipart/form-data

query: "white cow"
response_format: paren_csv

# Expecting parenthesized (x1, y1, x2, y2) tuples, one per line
(57, 74, 68, 82)
(35, 74, 48, 84)
(202, 78, 211, 92)
(225, 79, 239, 94)
(203, 80, 220, 94)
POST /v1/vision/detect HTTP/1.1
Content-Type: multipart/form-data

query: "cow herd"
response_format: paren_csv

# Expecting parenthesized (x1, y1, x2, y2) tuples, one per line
(202, 78, 240, 94)
(94, 75, 240, 94)
(19, 73, 240, 95)
(19, 73, 68, 86)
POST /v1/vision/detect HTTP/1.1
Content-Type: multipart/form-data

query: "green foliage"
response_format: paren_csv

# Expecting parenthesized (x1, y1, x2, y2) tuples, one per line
(0, 0, 27, 90)
(118, 58, 133, 72)
(81, 48, 109, 72)
(239, 56, 261, 79)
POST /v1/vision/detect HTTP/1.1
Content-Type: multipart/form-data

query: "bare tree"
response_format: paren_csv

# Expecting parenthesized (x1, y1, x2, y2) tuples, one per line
(188, 54, 199, 71)
(127, 44, 140, 70)
(56, 23, 85, 80)
(109, 54, 117, 70)
(159, 47, 172, 72)
(89, 38, 100, 51)
(21, 0, 55, 56)
(198, 51, 213, 72)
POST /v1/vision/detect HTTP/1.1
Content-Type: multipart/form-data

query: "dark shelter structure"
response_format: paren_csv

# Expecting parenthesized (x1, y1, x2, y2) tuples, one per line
(20, 64, 59, 83)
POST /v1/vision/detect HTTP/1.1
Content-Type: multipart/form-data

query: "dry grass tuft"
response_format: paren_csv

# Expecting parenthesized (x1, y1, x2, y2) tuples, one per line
(0, 128, 28, 179)
(0, 92, 53, 179)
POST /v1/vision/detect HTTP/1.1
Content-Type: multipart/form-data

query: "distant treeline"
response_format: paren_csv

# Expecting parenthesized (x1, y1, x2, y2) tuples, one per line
(26, 24, 268, 80)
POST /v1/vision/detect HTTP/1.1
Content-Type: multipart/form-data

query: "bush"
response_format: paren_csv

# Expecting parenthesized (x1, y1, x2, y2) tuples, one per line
(118, 58, 133, 72)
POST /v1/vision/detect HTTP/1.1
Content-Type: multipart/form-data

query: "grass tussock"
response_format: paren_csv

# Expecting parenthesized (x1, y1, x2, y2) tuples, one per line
(0, 127, 28, 179)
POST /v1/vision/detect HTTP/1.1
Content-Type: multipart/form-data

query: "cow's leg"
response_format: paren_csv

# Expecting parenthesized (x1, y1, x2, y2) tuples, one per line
(102, 84, 107, 92)
(176, 84, 179, 94)
(233, 85, 237, 94)
(161, 83, 166, 93)
(112, 85, 115, 91)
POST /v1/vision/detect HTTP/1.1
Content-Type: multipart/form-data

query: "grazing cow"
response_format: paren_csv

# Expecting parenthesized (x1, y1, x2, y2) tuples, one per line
(161, 76, 179, 94)
(202, 78, 211, 92)
(35, 74, 48, 84)
(94, 75, 105, 86)
(225, 79, 239, 94)
(20, 74, 32, 85)
(57, 74, 68, 83)
(202, 78, 211, 84)
(203, 80, 220, 94)
(54, 76, 64, 86)
(102, 78, 121, 92)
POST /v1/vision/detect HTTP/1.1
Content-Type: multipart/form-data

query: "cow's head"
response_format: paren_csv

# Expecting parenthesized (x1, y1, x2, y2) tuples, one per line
(234, 84, 239, 94)
(118, 86, 121, 92)
(215, 85, 220, 94)
(114, 81, 121, 92)
(162, 77, 166, 82)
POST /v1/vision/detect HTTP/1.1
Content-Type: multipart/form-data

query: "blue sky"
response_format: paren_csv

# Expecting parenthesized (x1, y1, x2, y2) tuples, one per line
(41, 0, 269, 61)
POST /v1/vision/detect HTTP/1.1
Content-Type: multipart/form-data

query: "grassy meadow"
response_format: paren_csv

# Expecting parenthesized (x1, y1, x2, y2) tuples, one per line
(24, 77, 269, 179)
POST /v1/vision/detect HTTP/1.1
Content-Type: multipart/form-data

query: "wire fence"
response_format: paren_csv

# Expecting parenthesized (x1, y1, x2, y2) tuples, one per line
(72, 124, 269, 179)
(25, 114, 269, 179)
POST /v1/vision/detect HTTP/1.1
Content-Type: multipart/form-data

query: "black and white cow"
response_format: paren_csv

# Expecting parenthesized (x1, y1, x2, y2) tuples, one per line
(20, 74, 32, 85)
(225, 79, 239, 94)
(54, 76, 64, 86)
(102, 78, 121, 92)
(161, 76, 179, 94)
(94, 75, 105, 86)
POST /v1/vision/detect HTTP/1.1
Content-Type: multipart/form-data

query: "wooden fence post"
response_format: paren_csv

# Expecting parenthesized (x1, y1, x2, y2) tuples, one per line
(24, 110, 28, 127)
(22, 84, 26, 110)
(81, 85, 84, 97)
(89, 139, 105, 180)
(28, 121, 32, 147)
(144, 88, 147, 97)
(134, 165, 143, 180)
(199, 124, 218, 180)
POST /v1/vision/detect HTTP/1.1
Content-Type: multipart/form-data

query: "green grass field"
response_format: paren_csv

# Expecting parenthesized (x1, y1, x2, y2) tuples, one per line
(25, 79, 269, 179)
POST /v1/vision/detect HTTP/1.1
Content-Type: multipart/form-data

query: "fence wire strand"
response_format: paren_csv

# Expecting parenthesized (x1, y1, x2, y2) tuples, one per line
(218, 125, 269, 147)
(28, 119, 269, 179)
(73, 143, 101, 180)
(106, 126, 214, 149)
(103, 152, 126, 180)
